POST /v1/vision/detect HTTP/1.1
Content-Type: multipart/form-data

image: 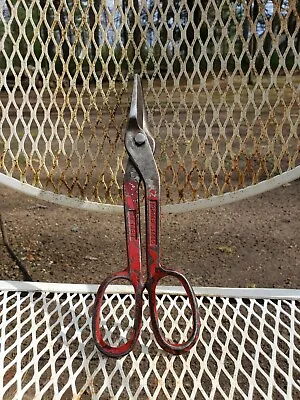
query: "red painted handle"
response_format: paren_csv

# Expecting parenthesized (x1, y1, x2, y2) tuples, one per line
(146, 266, 200, 355)
(92, 271, 143, 358)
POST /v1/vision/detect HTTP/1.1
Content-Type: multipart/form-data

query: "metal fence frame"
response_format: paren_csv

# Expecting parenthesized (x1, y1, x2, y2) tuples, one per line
(0, 281, 299, 399)
(0, 0, 299, 211)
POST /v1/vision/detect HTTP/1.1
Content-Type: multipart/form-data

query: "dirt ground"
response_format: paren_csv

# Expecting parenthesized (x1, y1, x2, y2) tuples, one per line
(0, 179, 299, 289)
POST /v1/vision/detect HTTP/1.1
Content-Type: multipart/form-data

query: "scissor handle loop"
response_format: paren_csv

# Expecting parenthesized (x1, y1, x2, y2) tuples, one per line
(146, 266, 200, 355)
(92, 270, 143, 358)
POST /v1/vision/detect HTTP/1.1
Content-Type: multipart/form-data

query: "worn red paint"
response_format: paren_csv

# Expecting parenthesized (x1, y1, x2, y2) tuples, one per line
(92, 74, 200, 358)
(149, 200, 158, 246)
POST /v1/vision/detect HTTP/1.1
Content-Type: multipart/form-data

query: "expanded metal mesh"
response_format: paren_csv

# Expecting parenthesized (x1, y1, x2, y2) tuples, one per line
(0, 284, 299, 399)
(0, 0, 299, 206)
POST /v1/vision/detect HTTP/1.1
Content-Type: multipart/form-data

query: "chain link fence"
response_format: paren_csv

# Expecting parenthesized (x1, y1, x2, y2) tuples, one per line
(1, 282, 299, 399)
(0, 0, 299, 209)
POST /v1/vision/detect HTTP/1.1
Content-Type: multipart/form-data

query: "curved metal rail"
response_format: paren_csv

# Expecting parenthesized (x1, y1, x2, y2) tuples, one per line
(0, 0, 299, 212)
(1, 166, 300, 214)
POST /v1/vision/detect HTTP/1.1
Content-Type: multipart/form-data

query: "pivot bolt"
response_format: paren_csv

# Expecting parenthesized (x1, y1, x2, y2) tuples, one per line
(134, 132, 146, 146)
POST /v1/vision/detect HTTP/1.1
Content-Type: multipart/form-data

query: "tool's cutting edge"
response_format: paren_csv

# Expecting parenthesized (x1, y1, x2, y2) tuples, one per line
(128, 75, 144, 131)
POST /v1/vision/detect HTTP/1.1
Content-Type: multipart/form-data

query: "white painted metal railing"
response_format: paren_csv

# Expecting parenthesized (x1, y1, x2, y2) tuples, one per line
(0, 281, 299, 399)
(0, 0, 299, 212)
(0, 1, 299, 398)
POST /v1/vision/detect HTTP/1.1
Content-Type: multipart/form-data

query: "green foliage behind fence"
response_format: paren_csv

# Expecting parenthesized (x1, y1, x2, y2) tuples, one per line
(0, 0, 299, 83)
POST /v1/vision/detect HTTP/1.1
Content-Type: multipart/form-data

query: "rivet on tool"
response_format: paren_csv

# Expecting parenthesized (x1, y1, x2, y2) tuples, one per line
(134, 132, 146, 146)
(92, 74, 200, 358)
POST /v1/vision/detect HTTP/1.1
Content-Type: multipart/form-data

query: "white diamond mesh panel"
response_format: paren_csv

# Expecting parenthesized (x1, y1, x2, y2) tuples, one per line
(0, 0, 299, 208)
(0, 283, 299, 399)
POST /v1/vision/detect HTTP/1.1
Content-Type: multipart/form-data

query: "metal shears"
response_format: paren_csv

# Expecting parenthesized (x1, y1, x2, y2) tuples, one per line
(92, 75, 200, 358)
